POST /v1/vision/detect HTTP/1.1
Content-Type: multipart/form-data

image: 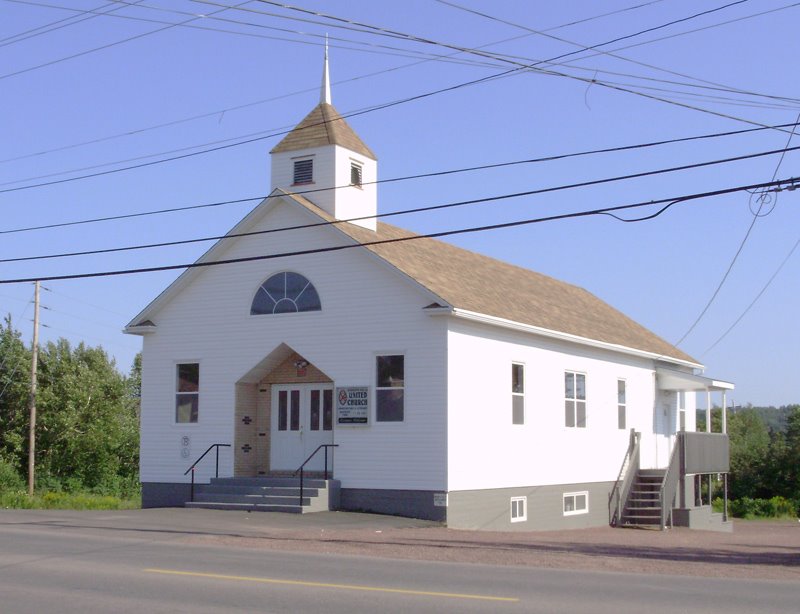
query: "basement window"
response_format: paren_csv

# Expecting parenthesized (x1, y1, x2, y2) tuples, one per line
(563, 491, 588, 516)
(510, 496, 527, 522)
(293, 159, 313, 185)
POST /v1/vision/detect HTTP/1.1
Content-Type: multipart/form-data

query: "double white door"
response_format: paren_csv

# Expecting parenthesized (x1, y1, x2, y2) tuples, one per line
(270, 384, 334, 471)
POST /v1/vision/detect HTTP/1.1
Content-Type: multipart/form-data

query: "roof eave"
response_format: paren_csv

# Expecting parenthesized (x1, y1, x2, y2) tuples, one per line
(439, 308, 704, 369)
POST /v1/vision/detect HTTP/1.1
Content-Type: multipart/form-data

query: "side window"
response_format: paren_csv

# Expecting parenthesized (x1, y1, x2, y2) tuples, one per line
(565, 371, 586, 428)
(176, 363, 199, 423)
(376, 355, 404, 422)
(618, 379, 626, 430)
(511, 363, 524, 425)
(293, 158, 313, 184)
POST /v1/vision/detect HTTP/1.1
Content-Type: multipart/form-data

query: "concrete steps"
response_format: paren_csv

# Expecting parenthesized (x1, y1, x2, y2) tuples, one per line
(185, 477, 340, 514)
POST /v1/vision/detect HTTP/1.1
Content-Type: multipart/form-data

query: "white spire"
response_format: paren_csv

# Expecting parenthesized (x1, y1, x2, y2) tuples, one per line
(320, 36, 331, 105)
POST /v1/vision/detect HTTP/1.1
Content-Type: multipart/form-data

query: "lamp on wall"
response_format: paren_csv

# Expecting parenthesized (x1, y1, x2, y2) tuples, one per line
(294, 359, 309, 377)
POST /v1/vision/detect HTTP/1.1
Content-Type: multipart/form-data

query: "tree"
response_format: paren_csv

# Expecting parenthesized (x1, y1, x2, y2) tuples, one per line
(726, 409, 770, 499)
(0, 315, 30, 475)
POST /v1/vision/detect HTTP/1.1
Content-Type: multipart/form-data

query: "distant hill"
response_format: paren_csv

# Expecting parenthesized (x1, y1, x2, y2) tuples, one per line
(731, 405, 797, 432)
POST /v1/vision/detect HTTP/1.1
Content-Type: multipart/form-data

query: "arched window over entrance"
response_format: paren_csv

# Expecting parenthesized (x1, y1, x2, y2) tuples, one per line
(250, 272, 321, 315)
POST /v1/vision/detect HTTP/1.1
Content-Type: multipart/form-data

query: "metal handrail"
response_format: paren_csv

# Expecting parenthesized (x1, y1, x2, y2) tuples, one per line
(659, 433, 682, 530)
(183, 443, 231, 502)
(608, 429, 640, 527)
(292, 444, 338, 509)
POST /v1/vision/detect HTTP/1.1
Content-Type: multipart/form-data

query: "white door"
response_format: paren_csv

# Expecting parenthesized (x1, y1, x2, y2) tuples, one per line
(270, 384, 334, 472)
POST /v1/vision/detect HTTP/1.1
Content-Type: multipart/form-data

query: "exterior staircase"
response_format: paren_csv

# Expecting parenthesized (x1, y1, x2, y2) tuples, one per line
(184, 477, 340, 513)
(622, 469, 665, 529)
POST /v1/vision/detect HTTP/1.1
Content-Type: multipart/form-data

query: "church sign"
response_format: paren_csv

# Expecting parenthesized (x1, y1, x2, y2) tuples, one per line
(336, 386, 370, 425)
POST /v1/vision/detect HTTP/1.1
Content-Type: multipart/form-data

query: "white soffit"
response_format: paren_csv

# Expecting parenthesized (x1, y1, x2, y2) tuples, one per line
(657, 367, 735, 392)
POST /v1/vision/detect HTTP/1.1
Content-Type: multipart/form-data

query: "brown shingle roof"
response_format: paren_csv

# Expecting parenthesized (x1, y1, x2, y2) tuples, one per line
(270, 103, 377, 160)
(281, 190, 699, 366)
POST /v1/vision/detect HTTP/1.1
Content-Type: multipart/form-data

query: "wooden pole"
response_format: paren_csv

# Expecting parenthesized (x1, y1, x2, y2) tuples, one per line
(27, 281, 40, 497)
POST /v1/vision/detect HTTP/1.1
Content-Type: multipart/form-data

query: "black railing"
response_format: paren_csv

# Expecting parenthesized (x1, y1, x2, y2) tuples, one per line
(184, 443, 231, 502)
(609, 429, 640, 527)
(292, 444, 338, 509)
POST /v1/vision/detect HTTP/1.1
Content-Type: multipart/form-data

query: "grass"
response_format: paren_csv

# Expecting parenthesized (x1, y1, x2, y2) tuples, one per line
(0, 490, 140, 510)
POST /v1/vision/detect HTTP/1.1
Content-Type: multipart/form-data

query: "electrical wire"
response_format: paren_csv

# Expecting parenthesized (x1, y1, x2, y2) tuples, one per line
(5, 143, 800, 265)
(3, 119, 799, 236)
(0, 176, 795, 285)
(0, 0, 250, 82)
(702, 235, 800, 355)
(675, 112, 800, 346)
(436, 0, 800, 108)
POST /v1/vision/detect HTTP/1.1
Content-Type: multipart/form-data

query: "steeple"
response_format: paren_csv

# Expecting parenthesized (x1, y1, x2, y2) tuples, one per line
(320, 38, 331, 105)
(269, 46, 378, 231)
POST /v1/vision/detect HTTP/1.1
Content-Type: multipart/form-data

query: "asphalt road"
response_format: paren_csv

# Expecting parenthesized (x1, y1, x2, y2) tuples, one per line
(0, 510, 796, 613)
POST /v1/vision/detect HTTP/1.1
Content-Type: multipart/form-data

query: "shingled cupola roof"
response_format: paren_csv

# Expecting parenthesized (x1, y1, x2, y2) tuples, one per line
(270, 102, 377, 159)
(270, 45, 376, 160)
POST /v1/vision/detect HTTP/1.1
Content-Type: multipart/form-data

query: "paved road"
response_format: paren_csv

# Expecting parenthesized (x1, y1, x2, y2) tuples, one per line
(0, 510, 796, 613)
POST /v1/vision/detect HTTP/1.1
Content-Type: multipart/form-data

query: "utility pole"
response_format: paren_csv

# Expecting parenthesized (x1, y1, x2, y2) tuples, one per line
(27, 281, 40, 497)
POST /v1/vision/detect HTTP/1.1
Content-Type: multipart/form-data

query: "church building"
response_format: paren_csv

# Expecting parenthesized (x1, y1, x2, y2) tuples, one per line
(126, 51, 733, 531)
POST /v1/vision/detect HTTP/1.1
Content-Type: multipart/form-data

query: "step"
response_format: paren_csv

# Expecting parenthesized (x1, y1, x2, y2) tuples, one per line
(196, 485, 320, 497)
(185, 501, 303, 513)
(210, 477, 327, 488)
(193, 493, 315, 506)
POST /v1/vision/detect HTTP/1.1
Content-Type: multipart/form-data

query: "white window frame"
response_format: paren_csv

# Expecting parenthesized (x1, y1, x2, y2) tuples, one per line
(511, 362, 524, 425)
(510, 496, 527, 522)
(175, 361, 200, 425)
(563, 491, 589, 516)
(375, 354, 405, 423)
(565, 370, 587, 428)
(617, 378, 626, 430)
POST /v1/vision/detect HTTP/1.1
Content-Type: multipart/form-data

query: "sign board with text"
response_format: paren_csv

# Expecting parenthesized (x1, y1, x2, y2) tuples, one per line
(336, 386, 370, 425)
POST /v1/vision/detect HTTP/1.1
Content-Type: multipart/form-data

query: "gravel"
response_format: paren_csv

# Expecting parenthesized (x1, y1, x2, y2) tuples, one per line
(186, 517, 800, 581)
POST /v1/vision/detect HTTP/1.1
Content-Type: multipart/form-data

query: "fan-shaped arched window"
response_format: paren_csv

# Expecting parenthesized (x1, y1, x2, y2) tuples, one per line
(251, 272, 321, 315)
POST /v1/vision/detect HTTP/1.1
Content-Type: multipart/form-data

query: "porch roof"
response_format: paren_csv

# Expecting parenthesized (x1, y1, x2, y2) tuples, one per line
(656, 367, 735, 392)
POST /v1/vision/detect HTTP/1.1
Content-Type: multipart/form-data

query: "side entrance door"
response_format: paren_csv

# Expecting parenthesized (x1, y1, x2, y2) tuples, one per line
(270, 384, 334, 472)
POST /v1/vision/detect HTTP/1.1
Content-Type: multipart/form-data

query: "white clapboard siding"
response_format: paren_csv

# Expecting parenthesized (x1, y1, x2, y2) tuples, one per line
(139, 197, 447, 489)
(446, 318, 660, 491)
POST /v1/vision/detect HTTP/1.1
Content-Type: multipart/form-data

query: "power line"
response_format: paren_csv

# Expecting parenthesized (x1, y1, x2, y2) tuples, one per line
(0, 1, 136, 48)
(436, 0, 800, 109)
(702, 234, 800, 355)
(5, 143, 800, 265)
(3, 119, 799, 236)
(675, 112, 800, 346)
(4, 2, 793, 169)
(0, 176, 795, 285)
(1, 1, 793, 198)
(0, 0, 248, 82)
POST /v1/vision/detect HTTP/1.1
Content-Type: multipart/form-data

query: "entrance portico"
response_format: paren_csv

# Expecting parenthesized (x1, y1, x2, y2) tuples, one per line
(234, 344, 333, 477)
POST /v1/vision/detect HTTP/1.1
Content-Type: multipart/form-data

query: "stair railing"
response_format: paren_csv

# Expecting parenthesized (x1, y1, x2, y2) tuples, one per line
(183, 443, 231, 503)
(292, 444, 339, 509)
(658, 433, 683, 530)
(609, 429, 640, 527)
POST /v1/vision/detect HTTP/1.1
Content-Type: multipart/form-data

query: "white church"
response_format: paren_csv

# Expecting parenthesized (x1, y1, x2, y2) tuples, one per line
(126, 52, 733, 531)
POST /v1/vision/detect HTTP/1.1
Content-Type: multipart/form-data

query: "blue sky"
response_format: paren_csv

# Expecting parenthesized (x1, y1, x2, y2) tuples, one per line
(1, 0, 798, 407)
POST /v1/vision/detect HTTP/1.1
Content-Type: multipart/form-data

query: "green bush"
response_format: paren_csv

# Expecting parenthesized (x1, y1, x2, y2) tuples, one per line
(0, 456, 24, 492)
(715, 496, 798, 519)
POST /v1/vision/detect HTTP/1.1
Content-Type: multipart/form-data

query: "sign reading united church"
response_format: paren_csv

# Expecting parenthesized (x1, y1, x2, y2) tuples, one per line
(336, 386, 369, 425)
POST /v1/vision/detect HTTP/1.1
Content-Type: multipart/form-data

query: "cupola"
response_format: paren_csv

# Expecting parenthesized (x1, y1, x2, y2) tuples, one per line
(270, 46, 378, 231)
